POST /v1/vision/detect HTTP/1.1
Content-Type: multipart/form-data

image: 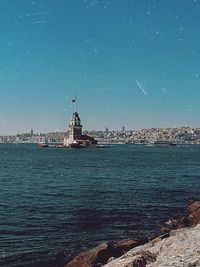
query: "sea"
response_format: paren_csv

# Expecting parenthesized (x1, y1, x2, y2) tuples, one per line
(0, 143, 200, 267)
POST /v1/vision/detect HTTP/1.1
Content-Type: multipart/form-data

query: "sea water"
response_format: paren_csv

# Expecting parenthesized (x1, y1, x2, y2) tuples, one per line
(0, 144, 200, 266)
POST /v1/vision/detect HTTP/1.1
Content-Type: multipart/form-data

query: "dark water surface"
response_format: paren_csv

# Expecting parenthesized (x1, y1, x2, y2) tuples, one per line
(0, 144, 200, 266)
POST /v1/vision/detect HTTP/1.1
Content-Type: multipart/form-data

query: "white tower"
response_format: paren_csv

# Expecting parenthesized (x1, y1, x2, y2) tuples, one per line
(68, 111, 82, 141)
(64, 97, 82, 146)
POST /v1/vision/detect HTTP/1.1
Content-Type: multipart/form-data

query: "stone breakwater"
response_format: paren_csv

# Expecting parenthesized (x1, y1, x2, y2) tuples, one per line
(104, 223, 200, 267)
(65, 199, 200, 267)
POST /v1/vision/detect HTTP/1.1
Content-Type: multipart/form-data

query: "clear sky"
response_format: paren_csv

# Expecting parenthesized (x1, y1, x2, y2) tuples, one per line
(0, 0, 200, 134)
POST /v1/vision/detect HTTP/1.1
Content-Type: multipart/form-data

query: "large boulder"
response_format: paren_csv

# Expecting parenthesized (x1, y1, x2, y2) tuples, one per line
(114, 239, 140, 255)
(187, 199, 200, 226)
(65, 242, 114, 267)
(65, 239, 141, 267)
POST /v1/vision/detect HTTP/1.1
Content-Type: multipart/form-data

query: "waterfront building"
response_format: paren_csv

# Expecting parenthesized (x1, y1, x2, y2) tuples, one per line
(63, 99, 97, 148)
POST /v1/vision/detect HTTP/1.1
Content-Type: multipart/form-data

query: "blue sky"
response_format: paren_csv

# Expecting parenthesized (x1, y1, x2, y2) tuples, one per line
(0, 0, 200, 134)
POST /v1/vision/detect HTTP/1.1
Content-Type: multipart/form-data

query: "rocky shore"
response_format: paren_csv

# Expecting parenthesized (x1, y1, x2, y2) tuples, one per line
(64, 199, 200, 267)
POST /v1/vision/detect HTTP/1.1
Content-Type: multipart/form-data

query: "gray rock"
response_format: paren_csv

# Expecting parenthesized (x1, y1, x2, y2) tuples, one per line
(103, 224, 200, 267)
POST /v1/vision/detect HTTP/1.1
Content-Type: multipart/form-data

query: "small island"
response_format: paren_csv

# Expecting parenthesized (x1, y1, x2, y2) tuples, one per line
(63, 99, 97, 148)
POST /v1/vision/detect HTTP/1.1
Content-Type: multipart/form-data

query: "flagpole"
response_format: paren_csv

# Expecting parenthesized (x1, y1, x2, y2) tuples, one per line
(75, 95, 77, 112)
(72, 96, 77, 113)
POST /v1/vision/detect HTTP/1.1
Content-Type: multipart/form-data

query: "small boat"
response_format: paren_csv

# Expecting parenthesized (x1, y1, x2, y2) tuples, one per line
(147, 140, 177, 147)
(37, 141, 49, 147)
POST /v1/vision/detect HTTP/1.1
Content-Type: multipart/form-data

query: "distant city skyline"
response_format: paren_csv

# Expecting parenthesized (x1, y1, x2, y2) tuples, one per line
(0, 0, 200, 134)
